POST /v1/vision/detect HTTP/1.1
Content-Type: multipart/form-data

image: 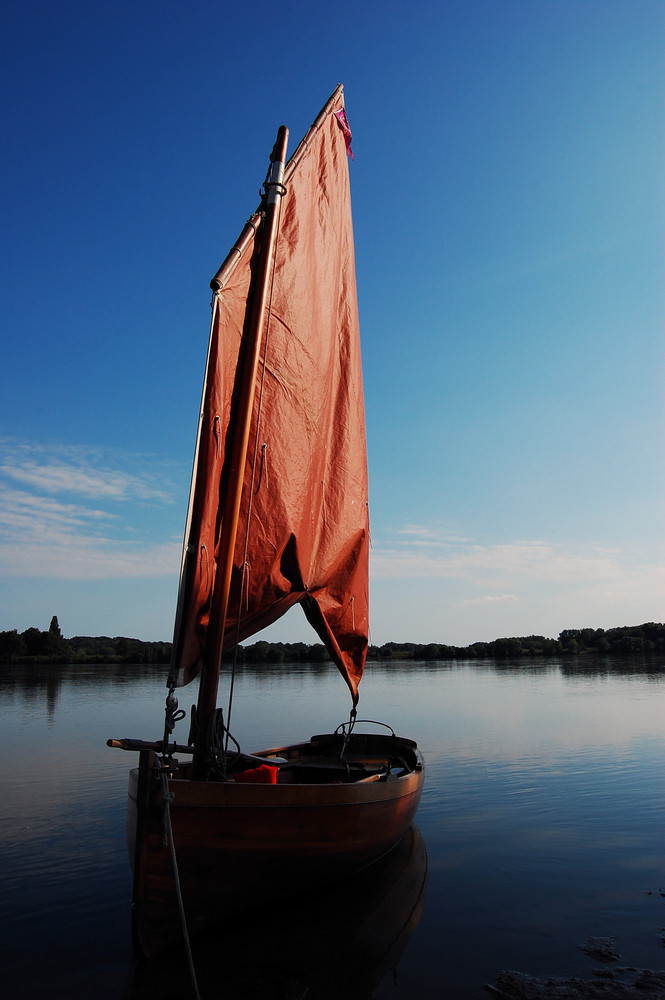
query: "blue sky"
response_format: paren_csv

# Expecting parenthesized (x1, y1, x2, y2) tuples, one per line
(1, 1, 663, 646)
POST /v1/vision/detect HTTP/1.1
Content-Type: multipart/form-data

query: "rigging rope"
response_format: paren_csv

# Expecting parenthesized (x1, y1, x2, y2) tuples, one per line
(206, 707, 241, 779)
(160, 770, 201, 1000)
(163, 688, 186, 748)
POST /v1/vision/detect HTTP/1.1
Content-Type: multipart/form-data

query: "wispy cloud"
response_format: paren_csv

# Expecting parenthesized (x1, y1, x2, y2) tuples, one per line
(0, 438, 174, 503)
(455, 594, 519, 607)
(395, 523, 471, 546)
(0, 488, 115, 535)
(369, 522, 664, 644)
(371, 524, 624, 587)
(1, 537, 180, 580)
(0, 439, 183, 580)
(1, 461, 168, 501)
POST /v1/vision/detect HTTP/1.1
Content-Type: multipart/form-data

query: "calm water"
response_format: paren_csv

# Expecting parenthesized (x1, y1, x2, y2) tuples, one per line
(2, 657, 664, 998)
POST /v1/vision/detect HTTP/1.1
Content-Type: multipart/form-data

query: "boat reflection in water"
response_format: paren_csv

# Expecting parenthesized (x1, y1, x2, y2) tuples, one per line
(126, 824, 427, 1000)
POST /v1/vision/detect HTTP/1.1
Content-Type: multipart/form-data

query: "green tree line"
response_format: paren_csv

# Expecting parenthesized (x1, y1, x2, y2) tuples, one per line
(0, 616, 171, 664)
(369, 622, 665, 660)
(0, 617, 663, 666)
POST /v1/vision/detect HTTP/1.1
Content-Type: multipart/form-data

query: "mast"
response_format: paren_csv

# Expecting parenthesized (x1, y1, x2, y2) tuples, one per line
(191, 125, 289, 778)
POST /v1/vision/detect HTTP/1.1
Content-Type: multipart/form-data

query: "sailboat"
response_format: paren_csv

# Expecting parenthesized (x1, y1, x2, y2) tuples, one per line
(109, 85, 424, 960)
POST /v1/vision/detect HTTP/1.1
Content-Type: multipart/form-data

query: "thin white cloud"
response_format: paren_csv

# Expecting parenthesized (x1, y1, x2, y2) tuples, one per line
(371, 525, 625, 587)
(0, 461, 166, 501)
(396, 524, 439, 538)
(369, 528, 664, 645)
(0, 439, 184, 581)
(0, 538, 181, 580)
(0, 438, 175, 503)
(395, 522, 471, 546)
(0, 488, 116, 536)
(369, 522, 665, 636)
(455, 594, 519, 607)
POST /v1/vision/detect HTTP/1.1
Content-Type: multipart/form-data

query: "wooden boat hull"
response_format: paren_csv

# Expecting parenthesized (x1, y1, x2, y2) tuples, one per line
(128, 732, 424, 958)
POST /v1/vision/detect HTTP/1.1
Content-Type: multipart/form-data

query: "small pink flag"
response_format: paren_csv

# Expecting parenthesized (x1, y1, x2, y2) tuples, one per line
(334, 108, 354, 159)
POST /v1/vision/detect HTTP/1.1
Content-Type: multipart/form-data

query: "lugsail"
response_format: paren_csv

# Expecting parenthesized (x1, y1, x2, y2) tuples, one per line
(169, 89, 369, 702)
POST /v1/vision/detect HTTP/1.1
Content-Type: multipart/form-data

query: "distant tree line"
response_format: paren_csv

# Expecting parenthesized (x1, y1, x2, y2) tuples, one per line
(0, 618, 663, 666)
(368, 622, 665, 659)
(222, 640, 331, 664)
(0, 616, 171, 665)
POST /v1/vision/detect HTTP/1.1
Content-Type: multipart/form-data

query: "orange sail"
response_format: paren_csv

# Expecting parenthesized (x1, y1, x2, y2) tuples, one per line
(170, 88, 369, 703)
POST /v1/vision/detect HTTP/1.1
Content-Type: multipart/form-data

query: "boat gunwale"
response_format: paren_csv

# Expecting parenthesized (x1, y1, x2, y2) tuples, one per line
(157, 768, 423, 808)
(129, 732, 424, 808)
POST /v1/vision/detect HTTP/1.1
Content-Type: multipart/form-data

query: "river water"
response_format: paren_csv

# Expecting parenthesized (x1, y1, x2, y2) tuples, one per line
(2, 656, 664, 998)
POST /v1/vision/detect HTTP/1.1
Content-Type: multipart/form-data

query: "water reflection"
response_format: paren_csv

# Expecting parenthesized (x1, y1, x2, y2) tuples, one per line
(1, 655, 662, 696)
(0, 662, 165, 726)
(369, 654, 665, 680)
(0, 661, 165, 693)
(126, 825, 428, 1000)
(1, 657, 664, 999)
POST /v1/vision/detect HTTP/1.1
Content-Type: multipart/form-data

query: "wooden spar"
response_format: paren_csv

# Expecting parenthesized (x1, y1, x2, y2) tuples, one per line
(208, 84, 344, 294)
(191, 125, 290, 778)
(168, 220, 261, 687)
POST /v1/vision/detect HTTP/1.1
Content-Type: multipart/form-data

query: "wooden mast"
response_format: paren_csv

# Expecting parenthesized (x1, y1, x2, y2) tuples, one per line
(191, 125, 289, 778)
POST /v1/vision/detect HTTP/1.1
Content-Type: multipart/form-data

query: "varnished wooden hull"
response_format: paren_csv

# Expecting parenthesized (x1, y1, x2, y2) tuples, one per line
(128, 732, 424, 958)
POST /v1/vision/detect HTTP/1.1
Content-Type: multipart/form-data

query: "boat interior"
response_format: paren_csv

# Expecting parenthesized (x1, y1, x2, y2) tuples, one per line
(246, 733, 421, 784)
(173, 732, 422, 785)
